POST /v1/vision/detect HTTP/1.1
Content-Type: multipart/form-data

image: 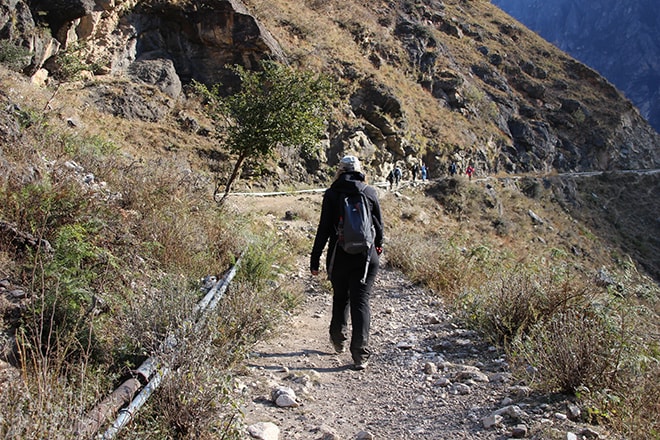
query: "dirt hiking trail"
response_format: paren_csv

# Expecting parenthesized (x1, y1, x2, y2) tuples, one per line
(233, 258, 606, 440)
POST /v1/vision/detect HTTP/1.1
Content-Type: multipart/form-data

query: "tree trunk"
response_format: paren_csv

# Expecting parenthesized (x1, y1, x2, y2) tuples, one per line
(216, 153, 247, 204)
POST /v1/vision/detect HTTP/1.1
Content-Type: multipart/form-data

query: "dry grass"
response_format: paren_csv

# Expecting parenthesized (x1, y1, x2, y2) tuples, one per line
(0, 64, 308, 438)
(0, 0, 658, 436)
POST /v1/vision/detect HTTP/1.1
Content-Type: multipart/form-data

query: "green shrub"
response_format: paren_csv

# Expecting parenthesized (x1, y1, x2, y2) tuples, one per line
(0, 40, 31, 71)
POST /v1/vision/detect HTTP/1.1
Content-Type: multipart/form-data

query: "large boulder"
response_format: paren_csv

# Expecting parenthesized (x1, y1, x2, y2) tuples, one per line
(128, 56, 181, 99)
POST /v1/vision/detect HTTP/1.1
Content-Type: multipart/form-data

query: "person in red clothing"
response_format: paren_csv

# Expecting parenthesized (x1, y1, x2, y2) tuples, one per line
(466, 164, 475, 180)
(310, 156, 384, 370)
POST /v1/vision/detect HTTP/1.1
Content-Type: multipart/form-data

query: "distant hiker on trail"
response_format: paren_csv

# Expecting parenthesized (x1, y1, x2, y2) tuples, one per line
(466, 164, 475, 180)
(421, 164, 427, 181)
(310, 155, 384, 371)
(449, 162, 457, 176)
(393, 166, 402, 188)
(386, 169, 394, 191)
(411, 163, 419, 181)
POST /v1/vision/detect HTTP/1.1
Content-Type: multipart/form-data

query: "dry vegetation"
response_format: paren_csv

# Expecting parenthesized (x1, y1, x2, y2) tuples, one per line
(0, 0, 659, 437)
(1, 61, 658, 437)
(379, 178, 660, 438)
(0, 67, 305, 438)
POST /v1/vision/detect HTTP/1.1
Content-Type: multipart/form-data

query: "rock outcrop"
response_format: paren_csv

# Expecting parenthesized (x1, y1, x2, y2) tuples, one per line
(1, 0, 284, 90)
(1, 0, 658, 177)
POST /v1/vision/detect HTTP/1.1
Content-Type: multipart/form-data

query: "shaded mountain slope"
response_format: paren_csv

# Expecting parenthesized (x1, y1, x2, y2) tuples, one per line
(492, 0, 660, 134)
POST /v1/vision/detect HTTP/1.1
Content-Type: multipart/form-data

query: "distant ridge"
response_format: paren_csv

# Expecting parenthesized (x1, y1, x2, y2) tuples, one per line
(492, 0, 660, 133)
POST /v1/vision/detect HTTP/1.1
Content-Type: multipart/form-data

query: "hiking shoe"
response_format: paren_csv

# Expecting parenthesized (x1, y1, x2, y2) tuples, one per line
(353, 359, 369, 371)
(330, 336, 345, 354)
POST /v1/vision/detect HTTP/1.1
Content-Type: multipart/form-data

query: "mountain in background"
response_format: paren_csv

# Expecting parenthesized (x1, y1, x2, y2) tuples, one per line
(1, 0, 659, 277)
(491, 0, 660, 134)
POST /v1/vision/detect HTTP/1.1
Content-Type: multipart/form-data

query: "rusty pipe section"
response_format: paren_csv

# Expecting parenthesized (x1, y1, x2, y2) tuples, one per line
(75, 254, 243, 439)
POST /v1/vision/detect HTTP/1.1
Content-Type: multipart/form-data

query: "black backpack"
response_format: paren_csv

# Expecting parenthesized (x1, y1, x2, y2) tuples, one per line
(338, 190, 375, 255)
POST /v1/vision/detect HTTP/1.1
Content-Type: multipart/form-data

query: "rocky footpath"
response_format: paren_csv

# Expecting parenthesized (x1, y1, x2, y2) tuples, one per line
(234, 263, 612, 440)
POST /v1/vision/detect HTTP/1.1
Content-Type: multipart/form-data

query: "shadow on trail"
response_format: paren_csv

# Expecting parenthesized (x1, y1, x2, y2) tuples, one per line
(250, 348, 329, 358)
(247, 348, 356, 373)
(246, 361, 353, 374)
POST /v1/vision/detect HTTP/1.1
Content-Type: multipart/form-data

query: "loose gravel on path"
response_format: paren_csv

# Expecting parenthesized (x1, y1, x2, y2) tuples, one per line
(235, 262, 608, 440)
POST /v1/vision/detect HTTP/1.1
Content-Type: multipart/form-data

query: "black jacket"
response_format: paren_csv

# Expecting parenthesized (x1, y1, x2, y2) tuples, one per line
(310, 172, 384, 272)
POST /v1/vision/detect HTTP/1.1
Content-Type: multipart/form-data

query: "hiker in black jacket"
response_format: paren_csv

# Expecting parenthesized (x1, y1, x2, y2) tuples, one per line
(310, 155, 384, 370)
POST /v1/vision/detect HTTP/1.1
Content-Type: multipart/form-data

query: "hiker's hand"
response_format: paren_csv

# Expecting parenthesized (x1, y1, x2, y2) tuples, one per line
(311, 269, 319, 276)
(376, 247, 383, 255)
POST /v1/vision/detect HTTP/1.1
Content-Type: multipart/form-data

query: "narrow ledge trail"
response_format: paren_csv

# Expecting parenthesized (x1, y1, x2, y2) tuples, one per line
(238, 260, 486, 439)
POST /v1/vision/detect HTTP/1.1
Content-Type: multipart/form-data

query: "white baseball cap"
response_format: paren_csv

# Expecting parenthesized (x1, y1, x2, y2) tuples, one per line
(337, 155, 362, 173)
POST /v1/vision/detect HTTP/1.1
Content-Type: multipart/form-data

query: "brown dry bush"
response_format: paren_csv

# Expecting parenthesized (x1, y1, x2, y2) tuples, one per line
(385, 225, 493, 297)
(0, 101, 255, 438)
(457, 266, 599, 345)
(512, 308, 621, 394)
(511, 299, 660, 438)
(123, 238, 303, 438)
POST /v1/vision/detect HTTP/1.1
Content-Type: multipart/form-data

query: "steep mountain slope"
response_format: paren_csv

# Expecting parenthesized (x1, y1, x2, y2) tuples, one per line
(1, 1, 659, 438)
(492, 0, 660, 134)
(2, 0, 659, 182)
(240, 0, 660, 176)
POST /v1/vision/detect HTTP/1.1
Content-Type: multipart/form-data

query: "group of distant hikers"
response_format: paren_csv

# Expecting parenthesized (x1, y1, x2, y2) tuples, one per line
(385, 162, 427, 190)
(384, 160, 477, 190)
(310, 155, 478, 371)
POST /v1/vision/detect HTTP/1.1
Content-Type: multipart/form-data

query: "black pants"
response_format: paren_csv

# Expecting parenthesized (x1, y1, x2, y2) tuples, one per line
(329, 249, 379, 363)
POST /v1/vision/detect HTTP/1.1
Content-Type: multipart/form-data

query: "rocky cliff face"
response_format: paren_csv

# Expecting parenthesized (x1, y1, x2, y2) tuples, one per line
(491, 0, 660, 134)
(1, 0, 659, 180)
(1, 0, 284, 88)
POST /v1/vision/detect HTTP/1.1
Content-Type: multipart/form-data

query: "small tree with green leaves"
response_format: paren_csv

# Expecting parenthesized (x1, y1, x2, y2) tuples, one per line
(194, 61, 337, 202)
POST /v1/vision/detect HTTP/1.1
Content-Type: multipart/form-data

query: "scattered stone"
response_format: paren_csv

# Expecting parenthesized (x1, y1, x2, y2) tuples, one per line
(500, 397, 514, 407)
(9, 289, 26, 299)
(511, 424, 528, 438)
(271, 386, 299, 407)
(457, 367, 489, 383)
(554, 412, 568, 420)
(247, 422, 280, 440)
(482, 414, 503, 429)
(567, 403, 581, 421)
(490, 372, 512, 383)
(423, 362, 437, 374)
(316, 424, 339, 439)
(566, 432, 578, 440)
(509, 385, 532, 398)
(595, 268, 615, 287)
(451, 383, 471, 395)
(494, 405, 528, 421)
(240, 264, 616, 438)
(528, 209, 544, 225)
(580, 427, 602, 439)
(434, 377, 451, 387)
